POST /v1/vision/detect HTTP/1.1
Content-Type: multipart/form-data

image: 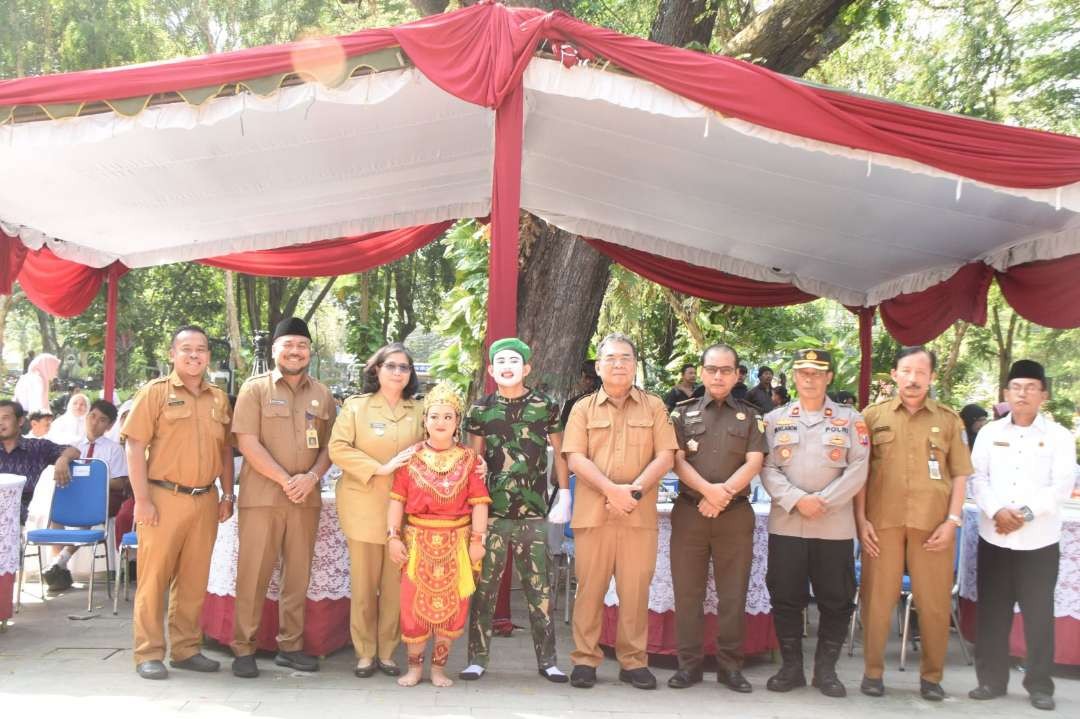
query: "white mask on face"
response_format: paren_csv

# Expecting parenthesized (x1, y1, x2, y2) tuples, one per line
(490, 349, 526, 388)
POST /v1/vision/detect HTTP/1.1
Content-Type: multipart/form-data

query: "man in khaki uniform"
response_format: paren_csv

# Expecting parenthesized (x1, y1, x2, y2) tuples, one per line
(231, 318, 335, 678)
(563, 332, 677, 691)
(124, 325, 234, 680)
(856, 345, 971, 701)
(668, 344, 765, 692)
(761, 349, 868, 698)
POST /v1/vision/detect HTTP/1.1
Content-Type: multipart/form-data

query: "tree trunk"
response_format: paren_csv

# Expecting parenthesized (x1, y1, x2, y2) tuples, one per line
(409, 0, 450, 15)
(515, 214, 611, 397)
(723, 0, 857, 76)
(303, 277, 338, 323)
(34, 307, 60, 355)
(223, 270, 245, 375)
(650, 0, 719, 49)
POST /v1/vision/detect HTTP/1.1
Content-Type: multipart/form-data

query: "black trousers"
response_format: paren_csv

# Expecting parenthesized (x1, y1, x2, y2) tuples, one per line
(975, 538, 1059, 696)
(766, 534, 855, 643)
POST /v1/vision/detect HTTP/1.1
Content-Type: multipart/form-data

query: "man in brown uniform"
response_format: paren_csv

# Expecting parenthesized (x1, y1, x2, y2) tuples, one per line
(124, 325, 234, 680)
(563, 332, 678, 691)
(667, 344, 765, 692)
(855, 345, 972, 701)
(231, 317, 335, 678)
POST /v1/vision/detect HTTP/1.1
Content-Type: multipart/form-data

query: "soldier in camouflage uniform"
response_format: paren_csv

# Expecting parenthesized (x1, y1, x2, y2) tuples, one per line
(459, 338, 571, 683)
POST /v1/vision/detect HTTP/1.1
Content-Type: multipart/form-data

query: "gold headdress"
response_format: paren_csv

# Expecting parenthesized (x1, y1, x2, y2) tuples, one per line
(422, 382, 465, 415)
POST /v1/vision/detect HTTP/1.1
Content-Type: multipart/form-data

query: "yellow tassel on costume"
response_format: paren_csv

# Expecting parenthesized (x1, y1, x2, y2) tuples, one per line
(406, 534, 419, 581)
(456, 531, 476, 598)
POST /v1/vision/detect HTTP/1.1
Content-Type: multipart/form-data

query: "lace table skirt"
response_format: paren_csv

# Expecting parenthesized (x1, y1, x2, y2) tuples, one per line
(207, 492, 350, 601)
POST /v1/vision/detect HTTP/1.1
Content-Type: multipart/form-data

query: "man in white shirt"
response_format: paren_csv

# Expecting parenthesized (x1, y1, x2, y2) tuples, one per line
(42, 399, 129, 592)
(968, 360, 1075, 712)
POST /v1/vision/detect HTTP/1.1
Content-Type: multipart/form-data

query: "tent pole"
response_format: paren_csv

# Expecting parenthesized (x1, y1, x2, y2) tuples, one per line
(484, 81, 525, 393)
(858, 307, 874, 408)
(103, 263, 120, 401)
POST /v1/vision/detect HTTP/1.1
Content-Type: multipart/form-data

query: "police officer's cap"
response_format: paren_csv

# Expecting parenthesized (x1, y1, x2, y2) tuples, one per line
(791, 349, 831, 371)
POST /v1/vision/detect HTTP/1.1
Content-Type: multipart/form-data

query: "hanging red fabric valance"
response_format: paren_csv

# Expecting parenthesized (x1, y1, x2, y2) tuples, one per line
(996, 254, 1080, 329)
(199, 222, 452, 277)
(14, 246, 128, 318)
(5, 223, 451, 316)
(878, 263, 994, 345)
(585, 238, 816, 306)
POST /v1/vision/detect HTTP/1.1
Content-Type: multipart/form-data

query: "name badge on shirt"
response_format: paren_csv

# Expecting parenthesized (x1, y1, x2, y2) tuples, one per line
(167, 399, 185, 407)
(269, 398, 287, 406)
(993, 441, 1010, 447)
(306, 427, 320, 449)
(371, 421, 386, 437)
(928, 458, 942, 480)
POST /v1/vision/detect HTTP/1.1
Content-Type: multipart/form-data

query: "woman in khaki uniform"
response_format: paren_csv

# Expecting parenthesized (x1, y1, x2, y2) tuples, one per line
(329, 343, 424, 678)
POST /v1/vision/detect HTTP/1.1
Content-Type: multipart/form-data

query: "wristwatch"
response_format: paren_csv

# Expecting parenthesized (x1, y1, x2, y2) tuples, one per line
(1019, 505, 1035, 522)
(221, 494, 237, 503)
(947, 513, 962, 527)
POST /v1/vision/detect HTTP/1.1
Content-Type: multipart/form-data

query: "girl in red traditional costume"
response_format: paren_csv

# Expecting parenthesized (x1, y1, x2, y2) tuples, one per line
(387, 383, 490, 687)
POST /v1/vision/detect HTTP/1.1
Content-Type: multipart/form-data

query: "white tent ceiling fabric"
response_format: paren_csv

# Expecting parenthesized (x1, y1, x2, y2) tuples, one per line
(0, 68, 494, 268)
(0, 56, 1077, 307)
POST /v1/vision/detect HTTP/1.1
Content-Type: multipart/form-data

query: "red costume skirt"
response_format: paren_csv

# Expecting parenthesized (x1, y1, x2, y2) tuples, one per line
(400, 516, 477, 642)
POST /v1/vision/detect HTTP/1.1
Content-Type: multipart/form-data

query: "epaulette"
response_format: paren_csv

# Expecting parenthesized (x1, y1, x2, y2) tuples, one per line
(734, 397, 762, 416)
(344, 392, 373, 404)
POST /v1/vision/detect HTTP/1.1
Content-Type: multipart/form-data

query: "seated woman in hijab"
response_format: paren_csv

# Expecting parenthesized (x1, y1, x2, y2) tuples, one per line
(47, 392, 90, 444)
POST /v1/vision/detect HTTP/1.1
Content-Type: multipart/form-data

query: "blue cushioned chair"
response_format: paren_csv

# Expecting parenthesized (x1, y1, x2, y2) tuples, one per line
(17, 459, 111, 613)
(113, 530, 138, 615)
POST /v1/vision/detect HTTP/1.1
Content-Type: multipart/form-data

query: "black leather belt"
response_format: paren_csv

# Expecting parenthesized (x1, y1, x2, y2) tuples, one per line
(149, 479, 215, 496)
(677, 492, 749, 511)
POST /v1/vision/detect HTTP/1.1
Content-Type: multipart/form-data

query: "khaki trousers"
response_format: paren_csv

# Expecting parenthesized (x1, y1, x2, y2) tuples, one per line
(571, 522, 657, 670)
(347, 539, 401, 661)
(133, 483, 218, 665)
(860, 525, 955, 682)
(232, 505, 320, 656)
(670, 499, 754, 671)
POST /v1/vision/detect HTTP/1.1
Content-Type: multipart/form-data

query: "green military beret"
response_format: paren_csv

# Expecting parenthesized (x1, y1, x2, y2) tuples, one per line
(489, 337, 532, 363)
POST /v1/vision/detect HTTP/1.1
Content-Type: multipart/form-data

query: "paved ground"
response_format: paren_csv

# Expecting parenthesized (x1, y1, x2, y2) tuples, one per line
(1, 577, 1076, 718)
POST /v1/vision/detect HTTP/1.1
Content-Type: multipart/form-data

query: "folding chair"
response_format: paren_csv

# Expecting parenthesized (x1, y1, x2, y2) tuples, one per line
(898, 527, 972, 670)
(17, 458, 111, 613)
(113, 530, 137, 615)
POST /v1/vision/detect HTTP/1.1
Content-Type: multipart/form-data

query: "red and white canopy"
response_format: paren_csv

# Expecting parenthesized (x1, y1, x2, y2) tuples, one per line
(2, 1, 1079, 397)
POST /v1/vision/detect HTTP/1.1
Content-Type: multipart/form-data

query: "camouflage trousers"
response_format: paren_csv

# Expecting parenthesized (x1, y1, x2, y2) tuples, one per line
(467, 517, 557, 670)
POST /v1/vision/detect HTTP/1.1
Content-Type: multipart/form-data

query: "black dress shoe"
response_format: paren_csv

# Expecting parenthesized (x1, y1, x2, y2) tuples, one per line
(1029, 692, 1055, 711)
(232, 654, 259, 678)
(136, 660, 168, 680)
(275, 651, 318, 672)
(968, 685, 1005, 700)
(619, 667, 657, 690)
(170, 653, 220, 672)
(570, 664, 596, 688)
(376, 658, 401, 677)
(667, 669, 703, 689)
(860, 676, 885, 697)
(920, 679, 946, 701)
(719, 669, 753, 693)
(354, 660, 377, 678)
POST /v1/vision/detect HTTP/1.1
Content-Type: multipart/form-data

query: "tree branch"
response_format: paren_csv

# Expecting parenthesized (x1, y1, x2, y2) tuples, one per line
(303, 277, 338, 323)
(722, 0, 859, 76)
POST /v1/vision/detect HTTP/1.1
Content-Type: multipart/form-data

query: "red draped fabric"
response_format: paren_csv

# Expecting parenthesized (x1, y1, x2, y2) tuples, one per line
(879, 263, 993, 345)
(0, 230, 28, 295)
(16, 248, 127, 319)
(586, 238, 816, 306)
(200, 222, 452, 278)
(996, 254, 1080, 329)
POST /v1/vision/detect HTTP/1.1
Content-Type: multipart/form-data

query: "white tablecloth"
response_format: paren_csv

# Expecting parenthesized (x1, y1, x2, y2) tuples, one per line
(0, 474, 27, 574)
(207, 492, 351, 601)
(959, 502, 1080, 620)
(604, 501, 772, 615)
